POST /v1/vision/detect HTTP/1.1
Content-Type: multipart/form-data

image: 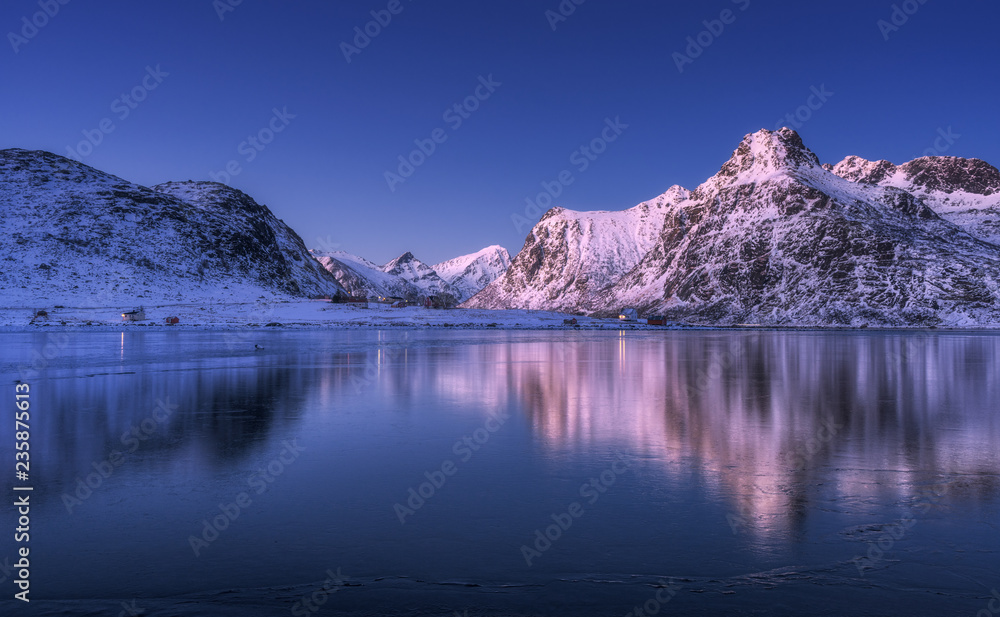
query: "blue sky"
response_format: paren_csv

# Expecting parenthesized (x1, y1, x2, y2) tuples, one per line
(2, 0, 998, 264)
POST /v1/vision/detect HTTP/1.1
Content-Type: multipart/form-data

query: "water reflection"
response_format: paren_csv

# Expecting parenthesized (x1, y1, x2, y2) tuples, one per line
(21, 347, 321, 497)
(14, 330, 1000, 541)
(492, 332, 1000, 538)
(322, 331, 999, 543)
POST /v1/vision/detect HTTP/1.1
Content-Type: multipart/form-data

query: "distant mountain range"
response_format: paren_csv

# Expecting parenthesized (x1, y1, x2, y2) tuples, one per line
(311, 246, 510, 303)
(466, 129, 1000, 327)
(0, 148, 509, 308)
(5, 129, 1000, 327)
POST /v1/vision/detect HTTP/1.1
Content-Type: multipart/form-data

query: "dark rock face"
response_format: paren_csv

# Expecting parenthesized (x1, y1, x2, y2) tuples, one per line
(897, 157, 1000, 195)
(153, 181, 343, 297)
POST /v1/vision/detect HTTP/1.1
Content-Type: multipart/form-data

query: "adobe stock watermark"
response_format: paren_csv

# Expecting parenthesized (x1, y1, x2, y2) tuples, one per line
(384, 74, 501, 192)
(975, 589, 1000, 617)
(773, 85, 834, 131)
(7, 0, 72, 54)
(624, 579, 682, 617)
(681, 337, 748, 399)
(393, 408, 511, 523)
(511, 116, 628, 234)
(341, 0, 415, 63)
(672, 0, 751, 74)
(519, 452, 633, 566)
(544, 0, 586, 31)
(213, 0, 244, 22)
(313, 234, 342, 254)
(16, 332, 69, 382)
(0, 557, 14, 585)
(188, 439, 306, 556)
(878, 0, 931, 41)
(728, 414, 845, 535)
(64, 65, 169, 161)
(60, 397, 179, 514)
(209, 107, 296, 185)
(114, 600, 144, 617)
(851, 480, 953, 576)
(921, 127, 960, 157)
(784, 415, 844, 471)
(290, 567, 348, 616)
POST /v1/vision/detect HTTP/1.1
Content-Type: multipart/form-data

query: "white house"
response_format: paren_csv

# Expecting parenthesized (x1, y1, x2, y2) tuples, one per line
(618, 308, 639, 321)
(122, 307, 146, 322)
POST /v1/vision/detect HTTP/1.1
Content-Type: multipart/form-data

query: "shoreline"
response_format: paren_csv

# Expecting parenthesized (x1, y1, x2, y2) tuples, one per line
(2, 323, 998, 334)
(1, 300, 997, 333)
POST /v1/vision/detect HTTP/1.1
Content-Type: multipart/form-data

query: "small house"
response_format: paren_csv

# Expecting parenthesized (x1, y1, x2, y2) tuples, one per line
(563, 318, 578, 325)
(618, 308, 639, 322)
(646, 315, 667, 326)
(164, 316, 180, 325)
(122, 307, 146, 322)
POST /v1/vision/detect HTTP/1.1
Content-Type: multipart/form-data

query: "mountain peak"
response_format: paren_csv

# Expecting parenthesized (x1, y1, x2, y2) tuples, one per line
(661, 184, 691, 201)
(717, 128, 822, 181)
(383, 251, 417, 269)
(434, 245, 512, 302)
(829, 156, 897, 184)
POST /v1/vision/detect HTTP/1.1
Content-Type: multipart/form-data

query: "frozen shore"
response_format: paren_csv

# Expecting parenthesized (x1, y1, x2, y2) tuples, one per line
(3, 300, 997, 332)
(0, 300, 664, 331)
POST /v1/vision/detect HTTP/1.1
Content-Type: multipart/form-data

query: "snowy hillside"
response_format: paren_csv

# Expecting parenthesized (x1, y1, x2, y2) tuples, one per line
(433, 245, 511, 302)
(463, 186, 688, 312)
(471, 129, 1000, 327)
(0, 149, 344, 308)
(828, 155, 1000, 245)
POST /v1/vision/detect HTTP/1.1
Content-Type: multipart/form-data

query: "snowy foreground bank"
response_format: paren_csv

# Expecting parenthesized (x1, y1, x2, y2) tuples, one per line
(4, 300, 997, 332)
(0, 300, 662, 331)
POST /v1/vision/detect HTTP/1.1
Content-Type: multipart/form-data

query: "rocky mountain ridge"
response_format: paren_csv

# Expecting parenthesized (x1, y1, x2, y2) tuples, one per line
(466, 129, 1000, 327)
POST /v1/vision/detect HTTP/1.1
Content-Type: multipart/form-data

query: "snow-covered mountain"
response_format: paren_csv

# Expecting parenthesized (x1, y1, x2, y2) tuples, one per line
(433, 245, 511, 302)
(0, 149, 345, 306)
(464, 187, 688, 312)
(311, 250, 425, 299)
(470, 129, 1000, 327)
(827, 155, 1000, 245)
(380, 251, 458, 298)
(312, 247, 509, 302)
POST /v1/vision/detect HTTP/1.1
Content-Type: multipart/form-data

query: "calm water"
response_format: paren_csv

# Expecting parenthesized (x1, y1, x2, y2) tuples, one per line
(2, 329, 999, 616)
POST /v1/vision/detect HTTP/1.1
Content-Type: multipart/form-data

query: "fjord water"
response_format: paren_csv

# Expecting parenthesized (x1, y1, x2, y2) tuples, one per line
(2, 330, 999, 616)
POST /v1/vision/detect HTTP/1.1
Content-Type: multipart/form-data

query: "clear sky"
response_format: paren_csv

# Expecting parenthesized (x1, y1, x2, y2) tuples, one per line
(2, 0, 998, 265)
